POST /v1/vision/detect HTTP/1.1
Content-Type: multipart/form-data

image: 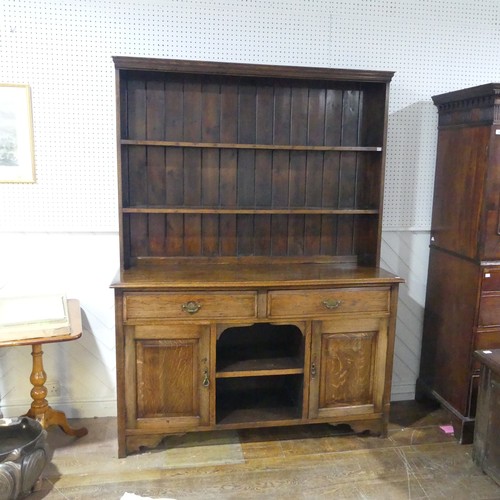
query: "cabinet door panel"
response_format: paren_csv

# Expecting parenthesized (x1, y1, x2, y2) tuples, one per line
(481, 133, 500, 260)
(309, 318, 387, 419)
(137, 339, 198, 418)
(130, 324, 211, 428)
(319, 331, 375, 406)
(430, 126, 489, 259)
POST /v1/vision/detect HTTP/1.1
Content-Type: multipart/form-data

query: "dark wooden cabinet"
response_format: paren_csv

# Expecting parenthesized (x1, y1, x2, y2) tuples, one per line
(417, 83, 500, 443)
(473, 349, 500, 486)
(111, 57, 402, 457)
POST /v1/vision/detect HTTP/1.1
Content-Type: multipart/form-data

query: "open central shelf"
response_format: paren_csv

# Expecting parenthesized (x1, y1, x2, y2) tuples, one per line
(216, 375, 304, 426)
(216, 324, 304, 372)
(215, 323, 305, 424)
(216, 357, 304, 378)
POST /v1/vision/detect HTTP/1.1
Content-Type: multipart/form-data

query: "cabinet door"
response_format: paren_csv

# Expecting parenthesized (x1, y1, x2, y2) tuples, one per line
(126, 324, 211, 430)
(308, 317, 388, 419)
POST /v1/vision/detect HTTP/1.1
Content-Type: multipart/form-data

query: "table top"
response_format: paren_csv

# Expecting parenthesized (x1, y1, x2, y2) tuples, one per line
(0, 299, 82, 347)
(111, 261, 404, 289)
(474, 349, 500, 374)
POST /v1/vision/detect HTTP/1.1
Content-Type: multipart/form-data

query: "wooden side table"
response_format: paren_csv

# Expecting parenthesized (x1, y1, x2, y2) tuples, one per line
(0, 299, 87, 437)
(473, 348, 500, 486)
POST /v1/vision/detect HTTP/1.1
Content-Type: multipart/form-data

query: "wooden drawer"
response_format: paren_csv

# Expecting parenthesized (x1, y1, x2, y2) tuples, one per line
(267, 288, 390, 318)
(474, 330, 500, 352)
(481, 268, 500, 292)
(478, 295, 500, 327)
(124, 292, 257, 321)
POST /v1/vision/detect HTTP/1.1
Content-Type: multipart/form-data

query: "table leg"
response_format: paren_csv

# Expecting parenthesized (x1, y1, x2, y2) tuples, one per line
(25, 344, 88, 438)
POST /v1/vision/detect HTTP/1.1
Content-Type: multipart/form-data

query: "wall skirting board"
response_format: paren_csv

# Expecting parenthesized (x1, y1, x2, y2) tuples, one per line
(0, 399, 117, 419)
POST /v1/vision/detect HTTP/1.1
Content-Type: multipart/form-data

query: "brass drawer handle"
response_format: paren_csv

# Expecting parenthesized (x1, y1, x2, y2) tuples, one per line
(202, 369, 210, 387)
(322, 299, 342, 310)
(181, 301, 202, 314)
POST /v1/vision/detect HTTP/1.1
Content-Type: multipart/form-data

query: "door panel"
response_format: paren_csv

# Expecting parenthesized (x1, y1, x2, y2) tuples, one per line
(129, 324, 211, 429)
(309, 317, 387, 419)
(319, 331, 375, 407)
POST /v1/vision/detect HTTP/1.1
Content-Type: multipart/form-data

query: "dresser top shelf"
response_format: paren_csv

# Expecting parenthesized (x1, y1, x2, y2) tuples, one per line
(116, 57, 394, 269)
(111, 261, 403, 289)
(113, 56, 394, 83)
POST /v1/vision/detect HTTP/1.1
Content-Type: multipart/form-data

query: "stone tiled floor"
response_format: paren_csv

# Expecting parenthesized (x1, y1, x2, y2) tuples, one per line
(28, 401, 500, 499)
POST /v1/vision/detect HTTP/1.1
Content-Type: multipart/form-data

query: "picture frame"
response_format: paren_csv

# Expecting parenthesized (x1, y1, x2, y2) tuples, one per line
(0, 84, 35, 183)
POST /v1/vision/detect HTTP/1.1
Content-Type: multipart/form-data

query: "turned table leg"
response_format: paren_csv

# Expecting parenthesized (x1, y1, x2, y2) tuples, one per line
(25, 344, 88, 438)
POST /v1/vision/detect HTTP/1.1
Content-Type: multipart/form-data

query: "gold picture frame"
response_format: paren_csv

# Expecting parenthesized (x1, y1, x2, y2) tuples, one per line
(0, 84, 35, 183)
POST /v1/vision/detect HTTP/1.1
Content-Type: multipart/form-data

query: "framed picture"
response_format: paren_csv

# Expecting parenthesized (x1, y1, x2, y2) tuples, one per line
(0, 84, 35, 183)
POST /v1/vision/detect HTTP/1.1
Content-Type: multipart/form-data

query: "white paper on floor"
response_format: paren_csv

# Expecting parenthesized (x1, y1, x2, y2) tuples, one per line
(121, 494, 176, 500)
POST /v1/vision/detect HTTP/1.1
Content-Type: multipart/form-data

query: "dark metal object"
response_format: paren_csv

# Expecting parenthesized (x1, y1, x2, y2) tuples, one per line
(0, 417, 48, 499)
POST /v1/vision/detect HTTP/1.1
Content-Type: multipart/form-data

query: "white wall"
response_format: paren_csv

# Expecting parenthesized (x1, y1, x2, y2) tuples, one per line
(1, 0, 500, 417)
(0, 233, 118, 417)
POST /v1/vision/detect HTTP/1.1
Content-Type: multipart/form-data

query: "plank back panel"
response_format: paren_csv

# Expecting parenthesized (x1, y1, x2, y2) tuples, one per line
(123, 213, 381, 262)
(118, 65, 390, 264)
